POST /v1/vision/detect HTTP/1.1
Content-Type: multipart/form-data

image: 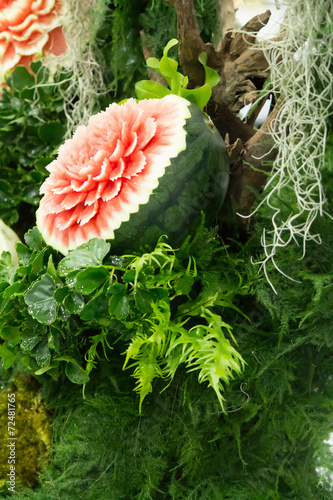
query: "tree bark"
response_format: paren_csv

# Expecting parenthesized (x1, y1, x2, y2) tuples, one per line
(227, 99, 282, 213)
(216, 0, 238, 50)
(166, 0, 207, 87)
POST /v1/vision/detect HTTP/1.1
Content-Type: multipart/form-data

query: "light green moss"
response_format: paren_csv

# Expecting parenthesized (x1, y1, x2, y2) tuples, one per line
(0, 374, 52, 493)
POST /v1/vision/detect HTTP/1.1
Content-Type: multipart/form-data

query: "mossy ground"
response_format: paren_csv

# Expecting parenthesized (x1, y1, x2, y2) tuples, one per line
(0, 373, 52, 494)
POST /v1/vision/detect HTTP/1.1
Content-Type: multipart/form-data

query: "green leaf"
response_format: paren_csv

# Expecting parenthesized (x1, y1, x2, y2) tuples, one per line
(198, 52, 220, 88)
(163, 38, 179, 56)
(10, 97, 22, 112)
(19, 355, 39, 372)
(3, 281, 29, 298)
(20, 330, 42, 353)
(38, 121, 66, 146)
(79, 286, 109, 323)
(30, 247, 49, 276)
(146, 57, 160, 69)
(180, 84, 212, 110)
(108, 282, 126, 294)
(24, 274, 58, 324)
(64, 290, 85, 314)
(74, 266, 109, 295)
(65, 362, 90, 384)
(35, 339, 51, 368)
(0, 343, 16, 370)
(10, 66, 35, 90)
(58, 239, 110, 276)
(24, 227, 44, 251)
(34, 362, 60, 376)
(174, 275, 195, 296)
(108, 293, 130, 320)
(135, 80, 171, 100)
(0, 326, 21, 347)
(0, 180, 15, 207)
(159, 55, 180, 90)
(54, 286, 70, 303)
(48, 328, 62, 353)
(133, 288, 154, 314)
(16, 242, 32, 265)
(122, 269, 136, 283)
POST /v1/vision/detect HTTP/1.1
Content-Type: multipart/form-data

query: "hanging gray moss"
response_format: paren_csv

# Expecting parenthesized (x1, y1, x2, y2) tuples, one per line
(249, 0, 333, 290)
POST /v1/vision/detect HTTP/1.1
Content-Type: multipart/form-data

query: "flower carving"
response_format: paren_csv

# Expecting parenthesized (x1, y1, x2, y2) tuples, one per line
(37, 96, 190, 254)
(0, 0, 67, 82)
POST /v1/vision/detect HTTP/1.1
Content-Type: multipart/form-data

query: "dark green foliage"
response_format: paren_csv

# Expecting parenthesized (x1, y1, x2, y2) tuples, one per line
(0, 63, 67, 237)
(3, 192, 333, 498)
(139, 1, 177, 57)
(194, 0, 218, 43)
(0, 226, 249, 411)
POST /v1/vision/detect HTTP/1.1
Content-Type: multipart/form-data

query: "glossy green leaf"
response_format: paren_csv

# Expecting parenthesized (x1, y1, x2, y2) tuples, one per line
(34, 362, 60, 376)
(58, 239, 110, 276)
(0, 343, 16, 370)
(24, 226, 44, 251)
(108, 293, 130, 320)
(0, 326, 21, 347)
(20, 330, 42, 353)
(24, 274, 58, 324)
(180, 84, 212, 110)
(133, 288, 154, 314)
(10, 66, 35, 90)
(54, 286, 70, 303)
(79, 287, 109, 323)
(198, 52, 220, 88)
(135, 80, 171, 100)
(35, 339, 51, 368)
(65, 362, 90, 384)
(146, 57, 160, 69)
(38, 121, 66, 146)
(159, 55, 180, 90)
(48, 328, 62, 353)
(74, 266, 109, 295)
(3, 281, 29, 298)
(163, 38, 179, 55)
(64, 291, 85, 314)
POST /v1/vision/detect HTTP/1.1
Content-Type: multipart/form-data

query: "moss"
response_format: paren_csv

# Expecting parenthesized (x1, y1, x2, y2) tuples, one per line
(0, 374, 52, 493)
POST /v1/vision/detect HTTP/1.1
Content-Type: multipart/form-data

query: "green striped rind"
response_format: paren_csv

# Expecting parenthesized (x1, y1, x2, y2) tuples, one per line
(110, 102, 229, 253)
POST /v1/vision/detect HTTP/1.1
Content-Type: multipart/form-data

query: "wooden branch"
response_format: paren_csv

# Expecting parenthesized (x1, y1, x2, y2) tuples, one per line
(166, 0, 207, 87)
(228, 10, 271, 58)
(207, 101, 255, 145)
(214, 11, 271, 113)
(216, 0, 237, 49)
(227, 99, 282, 213)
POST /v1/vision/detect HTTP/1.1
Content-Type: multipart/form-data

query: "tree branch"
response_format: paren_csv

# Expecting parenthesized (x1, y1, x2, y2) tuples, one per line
(227, 99, 282, 213)
(166, 0, 207, 87)
(216, 0, 238, 50)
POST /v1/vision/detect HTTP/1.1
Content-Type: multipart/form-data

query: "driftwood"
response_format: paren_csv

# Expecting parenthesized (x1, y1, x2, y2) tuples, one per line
(142, 0, 280, 223)
(166, 0, 278, 219)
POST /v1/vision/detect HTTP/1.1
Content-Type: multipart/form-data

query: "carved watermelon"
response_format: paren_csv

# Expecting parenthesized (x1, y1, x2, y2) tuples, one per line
(37, 95, 229, 255)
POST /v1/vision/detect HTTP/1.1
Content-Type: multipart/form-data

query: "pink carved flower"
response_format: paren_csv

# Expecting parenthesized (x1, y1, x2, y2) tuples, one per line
(0, 0, 67, 82)
(37, 95, 190, 254)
